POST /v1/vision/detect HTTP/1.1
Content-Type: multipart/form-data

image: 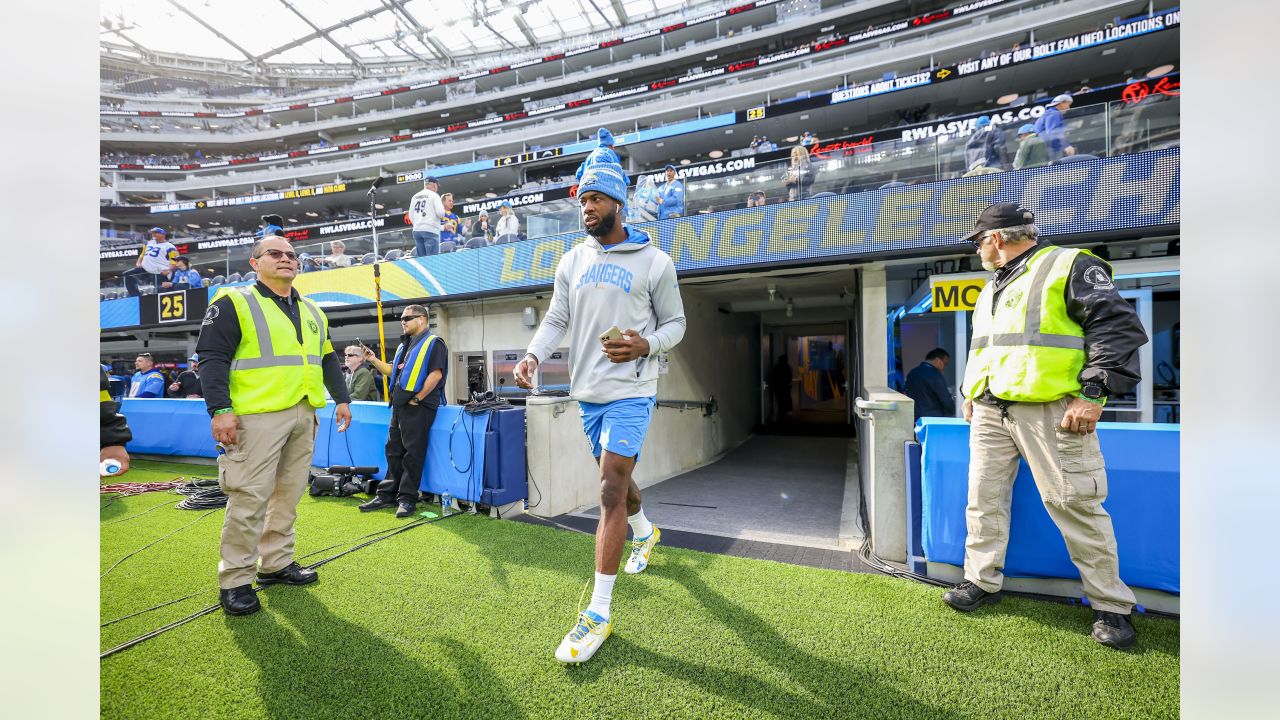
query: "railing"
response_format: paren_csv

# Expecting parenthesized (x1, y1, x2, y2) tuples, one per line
(99, 95, 1180, 297)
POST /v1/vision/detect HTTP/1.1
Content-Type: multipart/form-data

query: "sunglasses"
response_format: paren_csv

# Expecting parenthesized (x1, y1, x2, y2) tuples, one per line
(344, 352, 362, 357)
(255, 248, 299, 261)
(400, 315, 425, 322)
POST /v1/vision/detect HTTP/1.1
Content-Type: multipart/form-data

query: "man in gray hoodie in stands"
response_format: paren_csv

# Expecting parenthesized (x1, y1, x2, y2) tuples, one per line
(514, 133, 686, 664)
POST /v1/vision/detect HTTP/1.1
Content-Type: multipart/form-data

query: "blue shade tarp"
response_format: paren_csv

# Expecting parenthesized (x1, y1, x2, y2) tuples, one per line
(915, 417, 1179, 594)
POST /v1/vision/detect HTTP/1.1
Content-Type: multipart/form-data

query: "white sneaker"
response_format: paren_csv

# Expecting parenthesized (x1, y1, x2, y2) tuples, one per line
(624, 526, 661, 574)
(554, 610, 612, 663)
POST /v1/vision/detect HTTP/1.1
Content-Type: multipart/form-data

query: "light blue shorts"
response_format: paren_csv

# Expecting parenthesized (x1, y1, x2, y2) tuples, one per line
(579, 397, 656, 459)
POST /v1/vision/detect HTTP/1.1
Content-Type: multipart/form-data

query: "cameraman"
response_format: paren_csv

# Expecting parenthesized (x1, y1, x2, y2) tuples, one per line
(358, 305, 449, 518)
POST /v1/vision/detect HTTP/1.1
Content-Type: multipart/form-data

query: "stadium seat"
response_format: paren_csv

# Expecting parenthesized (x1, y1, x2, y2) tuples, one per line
(403, 247, 415, 258)
(465, 238, 487, 250)
(439, 241, 456, 253)
(100, 292, 107, 302)
(383, 248, 403, 261)
(242, 271, 257, 283)
(359, 252, 376, 265)
(226, 272, 243, 283)
(210, 275, 226, 286)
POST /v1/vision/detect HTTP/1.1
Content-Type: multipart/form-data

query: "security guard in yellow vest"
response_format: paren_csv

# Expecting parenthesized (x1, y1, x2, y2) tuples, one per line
(942, 203, 1148, 650)
(196, 235, 352, 617)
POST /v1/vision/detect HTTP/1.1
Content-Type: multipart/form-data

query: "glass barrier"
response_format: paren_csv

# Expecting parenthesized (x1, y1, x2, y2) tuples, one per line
(101, 96, 1180, 298)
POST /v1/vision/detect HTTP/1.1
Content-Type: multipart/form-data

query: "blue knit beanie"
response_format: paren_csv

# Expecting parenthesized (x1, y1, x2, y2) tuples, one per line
(576, 128, 628, 205)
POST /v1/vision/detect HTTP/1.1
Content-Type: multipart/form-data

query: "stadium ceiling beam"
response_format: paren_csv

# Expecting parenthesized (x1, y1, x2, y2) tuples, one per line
(275, 0, 369, 72)
(256, 6, 387, 62)
(512, 14, 539, 48)
(609, 0, 630, 25)
(165, 0, 257, 64)
(480, 16, 522, 52)
(582, 0, 618, 30)
(379, 0, 452, 63)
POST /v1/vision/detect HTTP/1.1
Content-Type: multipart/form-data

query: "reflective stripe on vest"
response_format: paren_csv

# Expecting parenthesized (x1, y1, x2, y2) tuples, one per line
(227, 287, 329, 415)
(962, 246, 1091, 403)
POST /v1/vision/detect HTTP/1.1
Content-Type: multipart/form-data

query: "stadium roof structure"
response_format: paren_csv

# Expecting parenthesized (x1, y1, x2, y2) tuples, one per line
(100, 0, 708, 81)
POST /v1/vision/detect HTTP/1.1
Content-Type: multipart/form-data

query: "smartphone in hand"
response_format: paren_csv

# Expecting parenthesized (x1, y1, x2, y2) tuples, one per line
(599, 325, 623, 344)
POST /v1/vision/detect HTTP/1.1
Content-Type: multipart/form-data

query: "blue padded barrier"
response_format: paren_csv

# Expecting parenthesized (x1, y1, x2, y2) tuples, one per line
(915, 417, 1179, 594)
(120, 399, 528, 506)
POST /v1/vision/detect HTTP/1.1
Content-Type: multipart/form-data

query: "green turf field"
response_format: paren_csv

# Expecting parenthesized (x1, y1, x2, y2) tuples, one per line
(101, 460, 1179, 719)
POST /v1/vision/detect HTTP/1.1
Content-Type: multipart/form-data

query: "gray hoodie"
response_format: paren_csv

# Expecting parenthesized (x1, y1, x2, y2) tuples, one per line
(526, 227, 686, 404)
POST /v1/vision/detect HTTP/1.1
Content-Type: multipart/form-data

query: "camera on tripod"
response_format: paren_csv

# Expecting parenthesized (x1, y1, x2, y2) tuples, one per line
(308, 465, 380, 497)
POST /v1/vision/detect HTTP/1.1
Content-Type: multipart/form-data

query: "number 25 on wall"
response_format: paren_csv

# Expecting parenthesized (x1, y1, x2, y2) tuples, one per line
(159, 292, 185, 321)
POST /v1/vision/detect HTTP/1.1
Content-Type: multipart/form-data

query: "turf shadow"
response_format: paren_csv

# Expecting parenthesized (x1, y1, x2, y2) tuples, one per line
(228, 587, 518, 720)
(654, 555, 965, 720)
(949, 597, 1176, 657)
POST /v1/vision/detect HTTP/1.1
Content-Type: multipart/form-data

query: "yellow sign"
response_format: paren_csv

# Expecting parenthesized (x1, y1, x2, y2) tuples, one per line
(746, 106, 766, 121)
(931, 277, 986, 312)
(159, 291, 186, 321)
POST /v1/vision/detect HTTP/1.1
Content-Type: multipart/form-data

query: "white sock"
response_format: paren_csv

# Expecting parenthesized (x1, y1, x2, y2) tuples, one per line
(628, 508, 654, 540)
(586, 571, 615, 620)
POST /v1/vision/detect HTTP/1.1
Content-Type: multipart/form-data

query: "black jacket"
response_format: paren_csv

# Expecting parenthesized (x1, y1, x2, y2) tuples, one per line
(101, 369, 132, 448)
(905, 362, 954, 420)
(167, 369, 202, 398)
(195, 281, 351, 416)
(985, 242, 1147, 398)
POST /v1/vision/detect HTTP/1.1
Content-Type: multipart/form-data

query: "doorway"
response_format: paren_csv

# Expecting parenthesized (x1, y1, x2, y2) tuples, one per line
(762, 322, 853, 436)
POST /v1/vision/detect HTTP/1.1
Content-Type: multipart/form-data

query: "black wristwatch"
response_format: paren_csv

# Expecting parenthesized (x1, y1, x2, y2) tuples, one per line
(1081, 383, 1107, 400)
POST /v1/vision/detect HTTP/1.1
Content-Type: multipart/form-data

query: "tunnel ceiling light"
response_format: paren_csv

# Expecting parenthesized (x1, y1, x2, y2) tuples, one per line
(186, 223, 200, 228)
(997, 93, 1020, 105)
(305, 211, 319, 217)
(680, 158, 692, 165)
(785, 136, 799, 142)
(374, 204, 384, 209)
(1147, 64, 1175, 77)
(485, 192, 498, 198)
(708, 150, 724, 158)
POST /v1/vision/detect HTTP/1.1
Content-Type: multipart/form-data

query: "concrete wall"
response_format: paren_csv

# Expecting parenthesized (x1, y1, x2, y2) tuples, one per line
(441, 286, 759, 517)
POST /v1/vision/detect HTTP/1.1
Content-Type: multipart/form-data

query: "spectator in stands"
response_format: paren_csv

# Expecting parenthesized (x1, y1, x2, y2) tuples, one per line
(749, 136, 764, 154)
(759, 135, 776, 152)
(123, 227, 178, 297)
(785, 146, 812, 202)
(1034, 94, 1074, 159)
(627, 176, 660, 223)
(469, 210, 494, 245)
(658, 165, 686, 219)
(167, 353, 203, 398)
(161, 256, 202, 290)
(408, 176, 446, 256)
(904, 348, 954, 420)
(128, 353, 166, 398)
(746, 191, 766, 208)
(1013, 124, 1050, 169)
(343, 344, 380, 401)
(258, 214, 285, 238)
(440, 194, 461, 250)
(964, 116, 1008, 172)
(324, 240, 353, 268)
(495, 202, 520, 243)
(799, 131, 817, 147)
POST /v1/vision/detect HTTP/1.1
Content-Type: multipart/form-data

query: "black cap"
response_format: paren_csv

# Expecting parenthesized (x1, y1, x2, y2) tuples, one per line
(963, 202, 1036, 244)
(260, 213, 285, 227)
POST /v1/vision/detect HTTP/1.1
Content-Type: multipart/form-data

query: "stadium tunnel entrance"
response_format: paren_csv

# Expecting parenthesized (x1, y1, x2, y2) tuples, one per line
(567, 266, 867, 551)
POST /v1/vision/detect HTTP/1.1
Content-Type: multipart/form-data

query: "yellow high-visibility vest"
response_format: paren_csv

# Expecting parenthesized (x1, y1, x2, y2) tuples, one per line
(226, 286, 331, 415)
(961, 245, 1101, 403)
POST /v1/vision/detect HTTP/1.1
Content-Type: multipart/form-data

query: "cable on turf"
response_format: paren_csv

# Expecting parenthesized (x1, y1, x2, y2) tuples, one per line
(100, 510, 467, 658)
(100, 510, 218, 579)
(174, 478, 228, 509)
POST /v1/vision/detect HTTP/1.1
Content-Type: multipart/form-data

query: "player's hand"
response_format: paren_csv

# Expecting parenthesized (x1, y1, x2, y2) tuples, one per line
(100, 446, 130, 476)
(1060, 398, 1103, 434)
(963, 399, 973, 423)
(514, 355, 538, 389)
(211, 411, 239, 446)
(603, 330, 650, 363)
(362, 345, 376, 361)
(334, 403, 352, 432)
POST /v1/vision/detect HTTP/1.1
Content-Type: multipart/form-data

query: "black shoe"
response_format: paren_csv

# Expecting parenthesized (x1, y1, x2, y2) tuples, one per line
(1092, 610, 1136, 650)
(395, 502, 417, 518)
(220, 584, 260, 616)
(257, 561, 318, 586)
(942, 581, 1003, 612)
(359, 496, 396, 512)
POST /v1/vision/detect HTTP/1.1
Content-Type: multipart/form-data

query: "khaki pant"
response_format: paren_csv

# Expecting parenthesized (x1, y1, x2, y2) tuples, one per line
(964, 397, 1136, 613)
(216, 400, 317, 589)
